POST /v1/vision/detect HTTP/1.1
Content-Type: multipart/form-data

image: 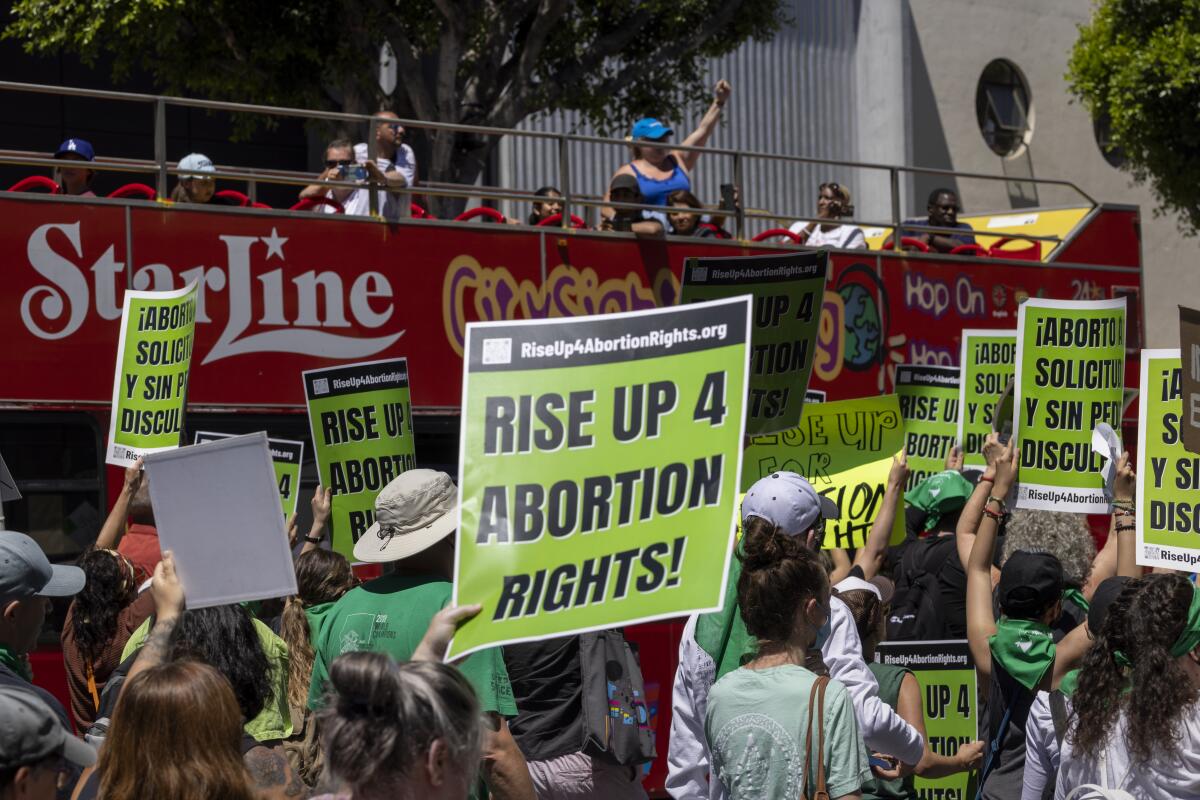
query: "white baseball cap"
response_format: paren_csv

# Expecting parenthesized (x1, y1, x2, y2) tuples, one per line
(178, 153, 215, 178)
(741, 471, 839, 537)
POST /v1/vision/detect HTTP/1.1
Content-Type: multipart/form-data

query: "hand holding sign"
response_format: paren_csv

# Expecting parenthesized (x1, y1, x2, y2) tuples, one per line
(1113, 452, 1135, 504)
(992, 437, 1020, 498)
(151, 550, 186, 619)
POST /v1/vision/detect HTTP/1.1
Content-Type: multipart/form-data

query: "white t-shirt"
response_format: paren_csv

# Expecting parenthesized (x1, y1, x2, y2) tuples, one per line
(321, 143, 416, 222)
(787, 222, 866, 250)
(1056, 708, 1200, 799)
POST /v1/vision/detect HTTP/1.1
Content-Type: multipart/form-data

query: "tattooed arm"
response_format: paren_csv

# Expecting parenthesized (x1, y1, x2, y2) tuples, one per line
(126, 550, 185, 683)
(244, 744, 306, 799)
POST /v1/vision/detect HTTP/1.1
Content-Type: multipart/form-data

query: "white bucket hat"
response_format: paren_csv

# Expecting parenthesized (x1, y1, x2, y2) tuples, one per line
(353, 469, 458, 563)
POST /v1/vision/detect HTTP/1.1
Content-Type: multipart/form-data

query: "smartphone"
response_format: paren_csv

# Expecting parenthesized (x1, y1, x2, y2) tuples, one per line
(720, 183, 736, 212)
(869, 754, 896, 770)
(611, 216, 633, 233)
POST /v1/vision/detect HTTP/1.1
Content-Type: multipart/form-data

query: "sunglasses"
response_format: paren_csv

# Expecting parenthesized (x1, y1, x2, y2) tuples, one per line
(386, 123, 404, 134)
(325, 159, 354, 168)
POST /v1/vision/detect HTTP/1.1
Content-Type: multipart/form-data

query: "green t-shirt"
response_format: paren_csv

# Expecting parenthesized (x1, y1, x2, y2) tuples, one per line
(123, 615, 293, 742)
(306, 573, 517, 717)
(705, 665, 871, 800)
(863, 662, 916, 800)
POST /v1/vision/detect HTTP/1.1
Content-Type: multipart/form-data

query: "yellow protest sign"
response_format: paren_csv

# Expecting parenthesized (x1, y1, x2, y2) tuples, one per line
(741, 395, 906, 548)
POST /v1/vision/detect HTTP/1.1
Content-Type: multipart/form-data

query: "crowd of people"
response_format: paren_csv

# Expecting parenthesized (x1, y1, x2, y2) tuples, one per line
(3, 411, 1196, 800)
(31, 80, 981, 252)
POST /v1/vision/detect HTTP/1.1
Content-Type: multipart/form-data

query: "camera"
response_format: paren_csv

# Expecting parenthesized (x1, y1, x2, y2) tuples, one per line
(339, 163, 367, 182)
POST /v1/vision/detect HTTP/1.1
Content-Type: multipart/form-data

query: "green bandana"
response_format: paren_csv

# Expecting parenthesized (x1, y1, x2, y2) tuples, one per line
(0, 643, 32, 682)
(1063, 587, 1090, 614)
(1170, 587, 1200, 658)
(989, 617, 1056, 692)
(694, 551, 758, 680)
(904, 470, 974, 531)
(1059, 668, 1080, 698)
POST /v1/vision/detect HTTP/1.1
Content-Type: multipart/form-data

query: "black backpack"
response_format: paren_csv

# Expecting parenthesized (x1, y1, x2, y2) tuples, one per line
(887, 535, 957, 641)
(83, 650, 139, 747)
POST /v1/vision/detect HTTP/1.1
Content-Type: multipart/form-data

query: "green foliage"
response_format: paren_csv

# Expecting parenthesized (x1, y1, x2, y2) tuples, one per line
(1067, 0, 1200, 234)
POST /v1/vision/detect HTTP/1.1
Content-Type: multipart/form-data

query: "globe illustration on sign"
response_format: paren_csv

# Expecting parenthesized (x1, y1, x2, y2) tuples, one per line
(839, 283, 881, 369)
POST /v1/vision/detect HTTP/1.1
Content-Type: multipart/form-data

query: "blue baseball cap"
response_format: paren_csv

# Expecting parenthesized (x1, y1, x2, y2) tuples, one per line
(741, 472, 839, 537)
(54, 138, 95, 162)
(630, 118, 673, 141)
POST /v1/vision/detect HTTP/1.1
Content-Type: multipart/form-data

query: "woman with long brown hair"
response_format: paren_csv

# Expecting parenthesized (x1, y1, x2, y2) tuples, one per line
(280, 548, 357, 784)
(96, 659, 255, 800)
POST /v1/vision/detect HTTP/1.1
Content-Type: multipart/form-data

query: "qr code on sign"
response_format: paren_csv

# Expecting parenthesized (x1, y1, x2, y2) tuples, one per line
(692, 266, 708, 283)
(312, 378, 330, 395)
(482, 338, 512, 365)
(1144, 546, 1161, 561)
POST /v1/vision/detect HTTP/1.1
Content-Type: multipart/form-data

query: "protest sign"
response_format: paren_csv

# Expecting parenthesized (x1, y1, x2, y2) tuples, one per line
(302, 358, 416, 559)
(1181, 306, 1200, 455)
(957, 330, 1016, 471)
(1014, 298, 1126, 513)
(145, 432, 297, 608)
(681, 251, 827, 436)
(805, 389, 826, 403)
(106, 282, 198, 467)
(875, 640, 978, 799)
(895, 365, 960, 491)
(194, 432, 304, 517)
(742, 395, 906, 549)
(1136, 349, 1200, 570)
(449, 298, 751, 660)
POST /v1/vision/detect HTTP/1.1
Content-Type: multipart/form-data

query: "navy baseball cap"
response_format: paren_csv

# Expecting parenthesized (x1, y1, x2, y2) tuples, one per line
(631, 118, 673, 141)
(54, 138, 95, 162)
(0, 532, 85, 600)
(741, 471, 839, 537)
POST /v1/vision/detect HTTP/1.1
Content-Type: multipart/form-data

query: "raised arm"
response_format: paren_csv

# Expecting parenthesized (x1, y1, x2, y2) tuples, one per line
(1111, 452, 1140, 579)
(967, 438, 1018, 684)
(1048, 622, 1091, 691)
(127, 550, 185, 684)
(956, 433, 1003, 573)
(854, 452, 908, 579)
(94, 458, 143, 550)
(298, 485, 333, 556)
(675, 80, 731, 173)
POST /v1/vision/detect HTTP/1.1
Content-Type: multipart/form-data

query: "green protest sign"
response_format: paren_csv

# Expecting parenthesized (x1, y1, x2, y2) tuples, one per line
(742, 395, 906, 549)
(681, 252, 827, 436)
(1014, 298, 1126, 513)
(875, 640, 978, 799)
(956, 330, 1016, 471)
(450, 298, 751, 660)
(896, 365, 961, 491)
(106, 282, 199, 467)
(1137, 349, 1200, 570)
(302, 358, 416, 559)
(194, 432, 304, 518)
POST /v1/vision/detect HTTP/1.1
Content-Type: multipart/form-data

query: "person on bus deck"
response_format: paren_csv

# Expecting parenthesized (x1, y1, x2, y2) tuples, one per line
(789, 182, 867, 249)
(53, 138, 97, 197)
(667, 190, 730, 238)
(667, 467, 925, 800)
(298, 133, 408, 222)
(60, 459, 156, 731)
(522, 186, 563, 226)
(0, 686, 96, 800)
(0, 531, 85, 729)
(169, 153, 217, 204)
(306, 469, 535, 800)
(885, 188, 976, 253)
(601, 175, 664, 235)
(605, 79, 732, 229)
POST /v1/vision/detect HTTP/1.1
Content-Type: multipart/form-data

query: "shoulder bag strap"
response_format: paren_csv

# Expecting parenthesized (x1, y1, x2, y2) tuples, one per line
(800, 677, 821, 800)
(1049, 690, 1069, 746)
(813, 676, 830, 800)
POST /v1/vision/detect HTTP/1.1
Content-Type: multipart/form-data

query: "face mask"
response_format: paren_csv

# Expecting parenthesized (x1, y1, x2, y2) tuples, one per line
(811, 601, 832, 652)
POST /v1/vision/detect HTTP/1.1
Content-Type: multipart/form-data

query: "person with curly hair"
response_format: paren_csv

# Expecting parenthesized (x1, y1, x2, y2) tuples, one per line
(962, 436, 1091, 800)
(704, 511, 870, 799)
(60, 459, 155, 730)
(1001, 509, 1097, 640)
(1057, 572, 1200, 797)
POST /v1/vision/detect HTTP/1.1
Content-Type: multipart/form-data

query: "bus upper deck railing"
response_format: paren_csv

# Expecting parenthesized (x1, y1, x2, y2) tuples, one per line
(0, 79, 1096, 248)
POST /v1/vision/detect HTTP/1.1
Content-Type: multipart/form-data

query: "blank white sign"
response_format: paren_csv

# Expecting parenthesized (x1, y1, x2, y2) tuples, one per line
(145, 432, 297, 608)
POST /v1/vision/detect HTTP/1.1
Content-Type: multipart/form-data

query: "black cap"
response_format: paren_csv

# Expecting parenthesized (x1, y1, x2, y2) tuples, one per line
(1088, 576, 1130, 636)
(998, 550, 1064, 618)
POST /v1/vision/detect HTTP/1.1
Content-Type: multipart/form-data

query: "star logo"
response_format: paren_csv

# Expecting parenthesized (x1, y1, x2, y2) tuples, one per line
(261, 227, 288, 260)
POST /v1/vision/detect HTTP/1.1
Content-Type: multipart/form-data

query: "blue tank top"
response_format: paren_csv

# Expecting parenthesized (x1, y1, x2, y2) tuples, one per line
(629, 158, 691, 208)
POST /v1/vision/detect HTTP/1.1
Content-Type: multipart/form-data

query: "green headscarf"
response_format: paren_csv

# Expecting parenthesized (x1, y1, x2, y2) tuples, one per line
(1170, 587, 1200, 658)
(989, 617, 1056, 691)
(694, 549, 758, 680)
(904, 470, 974, 531)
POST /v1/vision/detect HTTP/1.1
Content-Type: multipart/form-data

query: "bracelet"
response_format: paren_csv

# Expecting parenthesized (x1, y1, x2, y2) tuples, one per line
(1113, 508, 1135, 518)
(1112, 499, 1135, 510)
(982, 507, 1008, 522)
(1115, 523, 1136, 533)
(977, 476, 995, 483)
(303, 534, 324, 544)
(986, 495, 1008, 514)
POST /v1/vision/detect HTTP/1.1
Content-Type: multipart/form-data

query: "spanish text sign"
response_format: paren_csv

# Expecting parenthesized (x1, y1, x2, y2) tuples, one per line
(956, 329, 1016, 471)
(741, 395, 906, 549)
(194, 431, 304, 518)
(875, 640, 978, 799)
(449, 298, 751, 660)
(896, 365, 960, 491)
(302, 358, 416, 559)
(680, 251, 827, 436)
(1014, 298, 1126, 512)
(105, 282, 199, 467)
(1137, 349, 1200, 570)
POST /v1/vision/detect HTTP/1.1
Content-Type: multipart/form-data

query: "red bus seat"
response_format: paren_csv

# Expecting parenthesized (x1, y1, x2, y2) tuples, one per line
(7, 175, 59, 194)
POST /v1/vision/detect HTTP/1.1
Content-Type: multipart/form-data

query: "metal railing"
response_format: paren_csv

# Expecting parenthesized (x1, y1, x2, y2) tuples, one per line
(0, 79, 1096, 248)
